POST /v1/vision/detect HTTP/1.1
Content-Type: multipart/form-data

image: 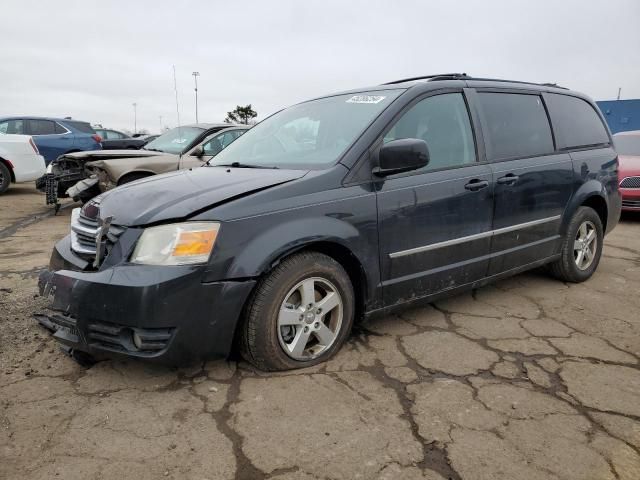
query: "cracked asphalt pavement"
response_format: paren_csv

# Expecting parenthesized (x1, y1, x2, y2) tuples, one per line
(1, 185, 639, 480)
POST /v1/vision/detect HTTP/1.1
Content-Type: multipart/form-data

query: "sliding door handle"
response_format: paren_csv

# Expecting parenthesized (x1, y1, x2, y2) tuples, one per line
(497, 174, 519, 185)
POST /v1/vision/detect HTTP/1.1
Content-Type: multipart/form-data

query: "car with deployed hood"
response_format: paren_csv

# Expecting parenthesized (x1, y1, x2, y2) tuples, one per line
(613, 130, 640, 211)
(38, 123, 246, 205)
(37, 73, 621, 371)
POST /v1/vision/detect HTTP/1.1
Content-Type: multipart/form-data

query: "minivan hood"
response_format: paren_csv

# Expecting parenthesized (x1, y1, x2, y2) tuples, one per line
(97, 166, 308, 226)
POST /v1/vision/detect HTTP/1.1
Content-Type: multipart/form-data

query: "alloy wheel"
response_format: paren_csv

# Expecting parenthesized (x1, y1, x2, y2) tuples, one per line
(277, 276, 343, 360)
(573, 220, 597, 270)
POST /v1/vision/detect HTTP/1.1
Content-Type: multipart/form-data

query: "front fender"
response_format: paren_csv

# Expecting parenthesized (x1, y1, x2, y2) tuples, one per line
(224, 216, 364, 279)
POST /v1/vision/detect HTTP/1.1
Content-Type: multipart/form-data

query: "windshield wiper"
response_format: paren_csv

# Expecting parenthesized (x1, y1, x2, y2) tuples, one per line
(214, 162, 279, 169)
(143, 147, 164, 152)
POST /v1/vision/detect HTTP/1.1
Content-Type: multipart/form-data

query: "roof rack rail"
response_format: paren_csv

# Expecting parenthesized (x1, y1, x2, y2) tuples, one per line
(383, 73, 468, 85)
(463, 77, 569, 90)
(382, 74, 568, 90)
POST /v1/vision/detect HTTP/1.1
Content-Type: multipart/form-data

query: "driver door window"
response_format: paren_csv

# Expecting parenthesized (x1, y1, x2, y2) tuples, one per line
(383, 93, 476, 172)
(202, 130, 243, 156)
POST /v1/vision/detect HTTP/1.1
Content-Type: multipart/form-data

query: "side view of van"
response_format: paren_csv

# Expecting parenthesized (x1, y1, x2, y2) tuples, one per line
(37, 74, 621, 370)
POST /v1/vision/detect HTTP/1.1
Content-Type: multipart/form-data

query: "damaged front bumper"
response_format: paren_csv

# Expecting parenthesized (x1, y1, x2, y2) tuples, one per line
(36, 237, 256, 365)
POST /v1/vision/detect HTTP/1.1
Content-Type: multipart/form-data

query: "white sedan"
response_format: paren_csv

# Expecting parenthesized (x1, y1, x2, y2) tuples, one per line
(0, 134, 46, 194)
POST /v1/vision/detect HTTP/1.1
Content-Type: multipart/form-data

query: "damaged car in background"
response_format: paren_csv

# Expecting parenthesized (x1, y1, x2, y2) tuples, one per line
(37, 123, 248, 206)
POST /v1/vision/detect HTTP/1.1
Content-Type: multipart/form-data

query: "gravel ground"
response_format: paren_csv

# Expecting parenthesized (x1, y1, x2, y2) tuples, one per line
(1, 184, 639, 480)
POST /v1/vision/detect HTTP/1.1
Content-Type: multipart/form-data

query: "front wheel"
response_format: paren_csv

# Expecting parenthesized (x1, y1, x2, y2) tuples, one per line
(548, 206, 603, 283)
(240, 251, 355, 371)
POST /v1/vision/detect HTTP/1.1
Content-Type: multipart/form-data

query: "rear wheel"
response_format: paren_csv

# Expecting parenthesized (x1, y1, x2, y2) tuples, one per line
(548, 206, 603, 283)
(0, 161, 10, 194)
(240, 251, 355, 371)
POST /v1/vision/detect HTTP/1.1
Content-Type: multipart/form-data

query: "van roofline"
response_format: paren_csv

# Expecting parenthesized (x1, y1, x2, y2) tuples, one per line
(382, 73, 569, 90)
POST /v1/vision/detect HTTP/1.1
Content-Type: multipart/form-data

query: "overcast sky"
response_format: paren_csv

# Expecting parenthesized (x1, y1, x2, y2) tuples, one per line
(1, 0, 639, 133)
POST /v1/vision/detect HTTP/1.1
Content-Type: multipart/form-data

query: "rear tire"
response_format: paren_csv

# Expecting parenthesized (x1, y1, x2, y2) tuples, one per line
(0, 162, 10, 194)
(240, 251, 355, 371)
(548, 206, 603, 283)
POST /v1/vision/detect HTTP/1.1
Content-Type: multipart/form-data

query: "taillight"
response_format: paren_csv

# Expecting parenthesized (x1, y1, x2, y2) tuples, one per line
(92, 134, 102, 143)
(29, 137, 39, 154)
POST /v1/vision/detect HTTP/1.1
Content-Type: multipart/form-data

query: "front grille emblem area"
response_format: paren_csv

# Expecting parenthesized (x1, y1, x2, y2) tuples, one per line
(69, 208, 124, 267)
(93, 216, 113, 268)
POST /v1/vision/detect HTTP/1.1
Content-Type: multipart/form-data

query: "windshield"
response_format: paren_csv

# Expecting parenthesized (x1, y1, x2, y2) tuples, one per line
(209, 90, 403, 169)
(614, 134, 640, 156)
(143, 126, 204, 154)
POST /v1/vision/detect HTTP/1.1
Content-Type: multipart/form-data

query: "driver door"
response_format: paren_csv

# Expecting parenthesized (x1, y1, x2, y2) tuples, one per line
(375, 91, 495, 305)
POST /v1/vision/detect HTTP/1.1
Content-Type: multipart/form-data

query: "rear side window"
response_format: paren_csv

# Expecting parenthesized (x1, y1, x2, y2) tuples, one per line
(28, 119, 57, 135)
(108, 130, 126, 139)
(478, 93, 554, 161)
(65, 121, 95, 134)
(54, 123, 68, 134)
(546, 94, 610, 149)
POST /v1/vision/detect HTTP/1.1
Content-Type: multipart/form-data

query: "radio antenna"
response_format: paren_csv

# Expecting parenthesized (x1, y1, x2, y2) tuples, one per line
(173, 65, 181, 127)
(173, 65, 184, 165)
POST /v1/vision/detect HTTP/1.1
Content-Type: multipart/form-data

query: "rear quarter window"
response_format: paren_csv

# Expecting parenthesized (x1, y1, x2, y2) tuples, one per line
(546, 94, 610, 149)
(65, 121, 96, 134)
(477, 92, 554, 161)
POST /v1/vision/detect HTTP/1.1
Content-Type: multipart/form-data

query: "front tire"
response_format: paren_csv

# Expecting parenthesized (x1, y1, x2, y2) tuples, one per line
(240, 251, 355, 371)
(549, 206, 603, 283)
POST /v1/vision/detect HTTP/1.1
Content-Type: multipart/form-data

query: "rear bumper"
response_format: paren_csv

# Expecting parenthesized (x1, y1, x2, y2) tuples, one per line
(37, 238, 256, 365)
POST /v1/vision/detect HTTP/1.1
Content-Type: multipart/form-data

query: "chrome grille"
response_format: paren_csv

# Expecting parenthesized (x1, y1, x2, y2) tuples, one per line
(620, 176, 640, 188)
(622, 199, 640, 209)
(70, 207, 125, 263)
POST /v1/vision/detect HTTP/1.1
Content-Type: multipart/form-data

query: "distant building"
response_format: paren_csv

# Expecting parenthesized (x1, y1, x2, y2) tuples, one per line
(596, 99, 640, 134)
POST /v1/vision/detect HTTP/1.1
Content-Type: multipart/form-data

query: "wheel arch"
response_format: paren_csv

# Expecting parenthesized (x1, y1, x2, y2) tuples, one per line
(228, 238, 370, 361)
(562, 180, 609, 235)
(221, 216, 376, 318)
(116, 170, 156, 185)
(272, 241, 368, 322)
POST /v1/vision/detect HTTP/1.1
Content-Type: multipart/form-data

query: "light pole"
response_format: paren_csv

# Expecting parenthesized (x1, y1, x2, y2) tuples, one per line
(132, 102, 137, 134)
(192, 71, 200, 123)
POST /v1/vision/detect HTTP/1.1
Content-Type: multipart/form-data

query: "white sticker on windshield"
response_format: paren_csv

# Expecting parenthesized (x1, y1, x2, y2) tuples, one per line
(346, 95, 386, 104)
(171, 138, 187, 144)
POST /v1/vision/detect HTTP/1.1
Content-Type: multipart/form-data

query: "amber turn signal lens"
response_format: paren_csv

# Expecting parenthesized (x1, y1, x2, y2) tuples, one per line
(173, 230, 218, 256)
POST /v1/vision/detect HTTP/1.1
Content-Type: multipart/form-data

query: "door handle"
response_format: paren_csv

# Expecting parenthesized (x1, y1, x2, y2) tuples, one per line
(497, 174, 519, 185)
(464, 179, 489, 191)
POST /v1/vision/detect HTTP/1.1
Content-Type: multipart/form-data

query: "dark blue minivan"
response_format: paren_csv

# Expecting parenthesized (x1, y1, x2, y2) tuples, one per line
(38, 74, 621, 370)
(0, 116, 101, 164)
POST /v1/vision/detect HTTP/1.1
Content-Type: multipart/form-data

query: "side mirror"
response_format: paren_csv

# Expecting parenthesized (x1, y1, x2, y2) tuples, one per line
(191, 145, 204, 158)
(373, 138, 429, 176)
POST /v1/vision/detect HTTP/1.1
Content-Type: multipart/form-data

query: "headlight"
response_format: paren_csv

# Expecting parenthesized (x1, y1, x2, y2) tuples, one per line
(130, 222, 220, 266)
